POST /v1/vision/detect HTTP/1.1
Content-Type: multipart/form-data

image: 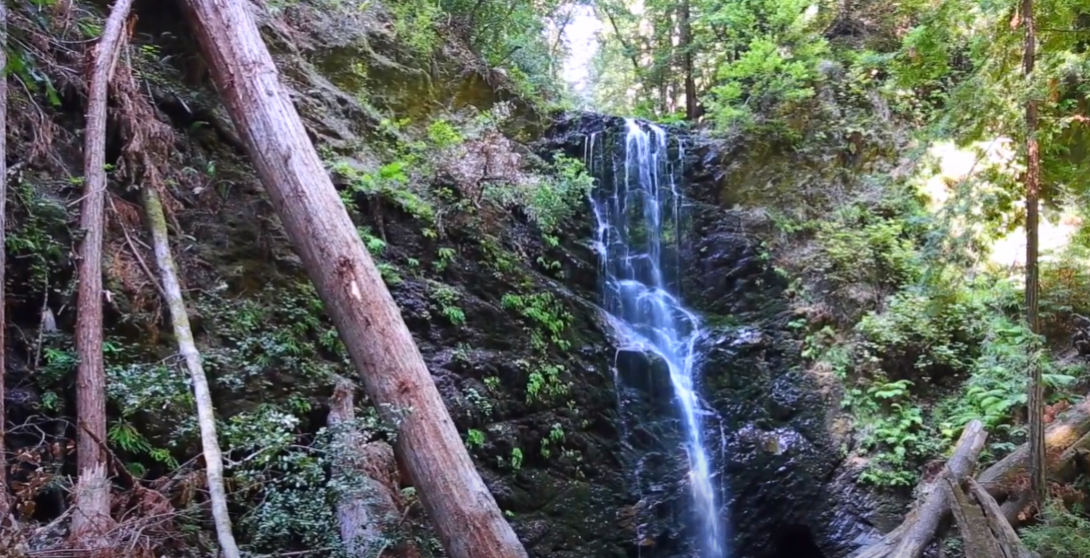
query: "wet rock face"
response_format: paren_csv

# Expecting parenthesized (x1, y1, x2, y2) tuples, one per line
(680, 144, 881, 558)
(698, 329, 879, 558)
(544, 113, 883, 558)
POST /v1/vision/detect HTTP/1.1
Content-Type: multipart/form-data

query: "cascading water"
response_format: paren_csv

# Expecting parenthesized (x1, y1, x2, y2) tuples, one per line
(586, 119, 726, 558)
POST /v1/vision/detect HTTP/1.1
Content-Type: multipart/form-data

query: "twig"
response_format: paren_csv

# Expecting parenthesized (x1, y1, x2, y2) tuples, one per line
(76, 419, 140, 489)
(107, 193, 165, 298)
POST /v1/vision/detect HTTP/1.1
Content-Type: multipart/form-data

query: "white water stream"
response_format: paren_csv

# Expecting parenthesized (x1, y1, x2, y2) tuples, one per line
(587, 119, 726, 558)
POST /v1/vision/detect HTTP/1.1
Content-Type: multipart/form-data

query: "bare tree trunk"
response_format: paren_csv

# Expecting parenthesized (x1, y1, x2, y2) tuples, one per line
(71, 0, 135, 545)
(679, 0, 698, 121)
(0, 0, 9, 525)
(943, 476, 1002, 558)
(1022, 0, 1046, 511)
(178, 3, 526, 558)
(889, 420, 987, 558)
(141, 186, 240, 558)
(328, 380, 406, 557)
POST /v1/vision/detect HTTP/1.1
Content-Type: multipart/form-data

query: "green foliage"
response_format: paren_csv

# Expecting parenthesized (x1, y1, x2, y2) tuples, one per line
(429, 283, 466, 325)
(539, 422, 565, 458)
(335, 159, 436, 224)
(521, 360, 569, 404)
(8, 179, 68, 289)
(198, 283, 345, 394)
(466, 428, 486, 449)
(1039, 244, 1090, 338)
(815, 208, 922, 296)
(1023, 503, 1090, 558)
(593, 0, 829, 131)
(388, 0, 580, 101)
(426, 119, 464, 149)
(225, 402, 407, 555)
(501, 292, 572, 352)
(500, 290, 574, 404)
(844, 378, 940, 487)
(706, 35, 828, 131)
(524, 155, 595, 234)
(482, 153, 595, 234)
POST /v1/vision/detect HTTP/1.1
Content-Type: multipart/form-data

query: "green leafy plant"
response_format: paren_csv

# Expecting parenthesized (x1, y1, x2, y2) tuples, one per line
(466, 428, 486, 449)
(429, 283, 466, 325)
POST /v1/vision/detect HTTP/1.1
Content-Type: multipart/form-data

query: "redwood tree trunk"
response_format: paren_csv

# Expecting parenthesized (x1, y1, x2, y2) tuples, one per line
(71, 0, 135, 545)
(679, 0, 698, 120)
(1022, 0, 1046, 509)
(178, 3, 526, 557)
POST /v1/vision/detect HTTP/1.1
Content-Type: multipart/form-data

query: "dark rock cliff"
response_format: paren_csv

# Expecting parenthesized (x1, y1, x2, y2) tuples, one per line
(543, 112, 890, 558)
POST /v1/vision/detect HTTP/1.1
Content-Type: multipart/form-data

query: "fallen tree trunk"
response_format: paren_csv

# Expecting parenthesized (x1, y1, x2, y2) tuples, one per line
(975, 396, 1090, 526)
(142, 186, 241, 558)
(178, 2, 527, 557)
(977, 396, 1090, 498)
(852, 420, 987, 558)
(943, 475, 1002, 558)
(966, 479, 1038, 558)
(71, 0, 135, 546)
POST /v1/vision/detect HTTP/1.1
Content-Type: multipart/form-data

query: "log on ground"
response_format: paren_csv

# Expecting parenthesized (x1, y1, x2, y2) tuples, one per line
(851, 419, 987, 558)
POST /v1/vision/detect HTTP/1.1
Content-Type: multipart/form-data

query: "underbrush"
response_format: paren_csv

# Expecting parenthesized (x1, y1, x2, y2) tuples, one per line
(777, 173, 1090, 489)
(1023, 502, 1090, 558)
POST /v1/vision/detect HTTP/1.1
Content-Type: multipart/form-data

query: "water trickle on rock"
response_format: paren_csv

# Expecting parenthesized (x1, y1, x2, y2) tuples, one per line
(586, 119, 727, 558)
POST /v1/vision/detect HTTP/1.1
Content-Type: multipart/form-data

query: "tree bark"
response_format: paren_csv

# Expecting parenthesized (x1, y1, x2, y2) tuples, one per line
(141, 186, 240, 558)
(178, 3, 526, 558)
(888, 420, 987, 558)
(942, 476, 1002, 558)
(1022, 0, 1046, 511)
(328, 380, 405, 557)
(679, 0, 698, 121)
(978, 395, 1090, 496)
(852, 420, 987, 558)
(71, 0, 135, 545)
(966, 479, 1039, 558)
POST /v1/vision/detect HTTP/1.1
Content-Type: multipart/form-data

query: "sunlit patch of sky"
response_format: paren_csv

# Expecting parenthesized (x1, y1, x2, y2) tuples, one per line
(559, 4, 602, 104)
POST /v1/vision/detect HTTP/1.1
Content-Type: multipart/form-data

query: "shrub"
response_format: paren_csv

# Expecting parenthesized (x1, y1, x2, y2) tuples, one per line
(1023, 502, 1090, 558)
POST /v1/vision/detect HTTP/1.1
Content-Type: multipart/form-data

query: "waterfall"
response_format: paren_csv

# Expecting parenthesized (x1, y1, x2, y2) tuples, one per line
(586, 119, 726, 558)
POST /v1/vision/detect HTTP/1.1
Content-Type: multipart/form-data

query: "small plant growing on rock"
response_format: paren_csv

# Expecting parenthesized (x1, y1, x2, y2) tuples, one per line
(466, 429, 486, 449)
(429, 283, 466, 325)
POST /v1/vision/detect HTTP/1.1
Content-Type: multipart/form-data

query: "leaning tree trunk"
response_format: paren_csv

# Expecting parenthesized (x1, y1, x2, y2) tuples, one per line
(71, 0, 135, 546)
(178, 3, 527, 558)
(1022, 0, 1047, 511)
(142, 186, 240, 558)
(979, 395, 1090, 496)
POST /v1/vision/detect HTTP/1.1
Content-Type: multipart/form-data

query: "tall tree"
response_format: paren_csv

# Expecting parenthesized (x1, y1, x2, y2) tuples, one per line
(1022, 0, 1046, 509)
(679, 0, 697, 120)
(71, 0, 135, 545)
(178, 2, 527, 557)
(141, 186, 240, 558)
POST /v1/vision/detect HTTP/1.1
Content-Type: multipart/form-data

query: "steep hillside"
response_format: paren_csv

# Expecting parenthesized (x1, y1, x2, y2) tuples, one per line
(3, 1, 637, 556)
